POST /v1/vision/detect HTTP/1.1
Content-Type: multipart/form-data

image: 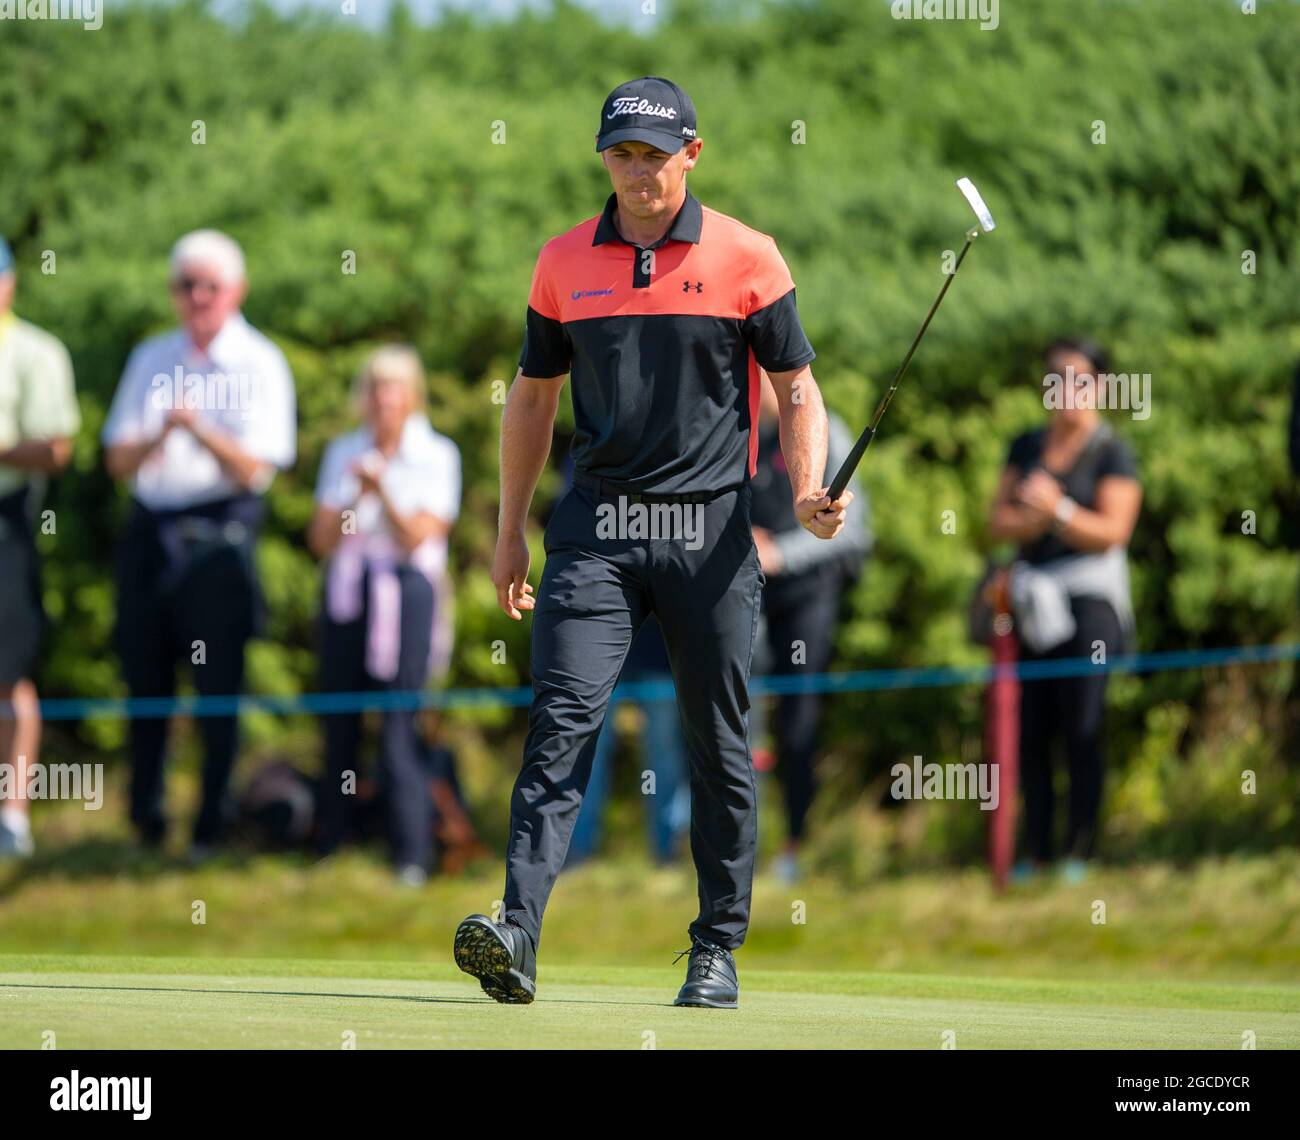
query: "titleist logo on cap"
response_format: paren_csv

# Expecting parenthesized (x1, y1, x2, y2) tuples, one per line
(607, 97, 677, 120)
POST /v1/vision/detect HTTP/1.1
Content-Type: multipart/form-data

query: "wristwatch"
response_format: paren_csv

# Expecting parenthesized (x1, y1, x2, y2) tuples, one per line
(1052, 496, 1078, 534)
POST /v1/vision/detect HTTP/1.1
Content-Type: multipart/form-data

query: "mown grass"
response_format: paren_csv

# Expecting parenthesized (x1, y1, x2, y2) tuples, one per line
(1, 775, 1297, 984)
(2, 955, 1297, 1049)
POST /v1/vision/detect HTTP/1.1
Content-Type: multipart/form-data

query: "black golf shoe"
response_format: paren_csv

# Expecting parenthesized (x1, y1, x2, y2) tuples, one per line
(673, 935, 739, 1008)
(453, 914, 537, 1004)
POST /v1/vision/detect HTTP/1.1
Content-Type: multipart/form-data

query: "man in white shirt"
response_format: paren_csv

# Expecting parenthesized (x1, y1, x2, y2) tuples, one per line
(0, 236, 81, 860)
(102, 229, 297, 859)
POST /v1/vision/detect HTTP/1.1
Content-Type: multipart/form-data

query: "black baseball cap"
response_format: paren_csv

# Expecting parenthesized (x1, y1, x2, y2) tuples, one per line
(596, 76, 698, 155)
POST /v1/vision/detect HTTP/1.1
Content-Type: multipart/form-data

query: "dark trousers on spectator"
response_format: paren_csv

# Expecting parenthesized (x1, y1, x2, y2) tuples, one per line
(1017, 596, 1123, 862)
(755, 561, 844, 842)
(115, 499, 261, 847)
(0, 488, 43, 687)
(317, 566, 435, 871)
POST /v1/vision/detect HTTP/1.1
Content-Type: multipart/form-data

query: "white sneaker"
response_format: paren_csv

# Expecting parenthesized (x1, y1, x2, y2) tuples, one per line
(396, 864, 428, 887)
(0, 814, 34, 860)
(773, 851, 800, 885)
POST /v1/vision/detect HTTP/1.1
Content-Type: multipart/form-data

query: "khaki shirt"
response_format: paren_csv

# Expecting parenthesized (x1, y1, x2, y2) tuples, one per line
(0, 313, 81, 499)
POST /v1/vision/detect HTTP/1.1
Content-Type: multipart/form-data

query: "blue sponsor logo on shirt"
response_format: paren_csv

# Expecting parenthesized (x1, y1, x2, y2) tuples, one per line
(572, 288, 615, 300)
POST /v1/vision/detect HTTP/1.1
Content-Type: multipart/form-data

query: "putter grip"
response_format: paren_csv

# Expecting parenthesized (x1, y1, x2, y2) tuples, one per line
(827, 426, 874, 502)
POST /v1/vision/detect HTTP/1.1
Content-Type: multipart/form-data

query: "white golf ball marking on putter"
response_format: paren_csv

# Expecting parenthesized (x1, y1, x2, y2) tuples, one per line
(956, 177, 996, 232)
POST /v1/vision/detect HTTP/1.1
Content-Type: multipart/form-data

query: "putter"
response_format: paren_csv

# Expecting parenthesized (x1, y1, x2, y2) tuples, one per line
(825, 177, 996, 501)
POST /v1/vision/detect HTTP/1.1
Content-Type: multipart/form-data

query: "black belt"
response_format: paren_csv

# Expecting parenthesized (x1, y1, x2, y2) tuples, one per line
(127, 493, 264, 593)
(573, 471, 743, 506)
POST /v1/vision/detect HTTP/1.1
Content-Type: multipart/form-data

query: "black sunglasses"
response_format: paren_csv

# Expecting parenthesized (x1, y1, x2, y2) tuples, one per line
(171, 276, 223, 295)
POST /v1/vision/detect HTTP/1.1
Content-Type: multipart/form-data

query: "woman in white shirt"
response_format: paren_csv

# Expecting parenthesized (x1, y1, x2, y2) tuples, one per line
(308, 345, 461, 883)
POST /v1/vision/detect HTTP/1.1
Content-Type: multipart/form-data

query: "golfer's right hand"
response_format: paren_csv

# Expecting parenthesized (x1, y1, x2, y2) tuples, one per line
(492, 531, 535, 620)
(796, 487, 853, 540)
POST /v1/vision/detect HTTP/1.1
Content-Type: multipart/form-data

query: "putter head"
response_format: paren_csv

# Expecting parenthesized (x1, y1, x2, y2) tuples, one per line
(956, 177, 996, 233)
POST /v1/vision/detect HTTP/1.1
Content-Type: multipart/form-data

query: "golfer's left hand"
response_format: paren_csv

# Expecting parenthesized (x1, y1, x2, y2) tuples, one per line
(795, 487, 853, 540)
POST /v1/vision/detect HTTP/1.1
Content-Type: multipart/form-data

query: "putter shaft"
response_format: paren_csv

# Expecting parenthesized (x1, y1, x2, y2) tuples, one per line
(826, 228, 981, 502)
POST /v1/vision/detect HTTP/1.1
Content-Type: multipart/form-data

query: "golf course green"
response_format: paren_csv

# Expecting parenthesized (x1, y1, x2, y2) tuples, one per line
(3, 954, 1297, 1049)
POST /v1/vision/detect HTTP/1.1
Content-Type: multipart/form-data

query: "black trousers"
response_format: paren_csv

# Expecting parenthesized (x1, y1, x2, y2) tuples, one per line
(0, 488, 42, 687)
(756, 561, 844, 842)
(503, 479, 764, 952)
(1017, 596, 1123, 862)
(115, 499, 261, 847)
(316, 566, 436, 870)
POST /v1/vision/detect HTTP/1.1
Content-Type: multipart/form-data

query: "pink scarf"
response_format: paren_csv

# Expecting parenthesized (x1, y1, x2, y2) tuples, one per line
(326, 533, 443, 682)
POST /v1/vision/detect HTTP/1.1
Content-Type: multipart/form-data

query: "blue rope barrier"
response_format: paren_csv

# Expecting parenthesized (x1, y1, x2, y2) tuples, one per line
(14, 639, 1299, 722)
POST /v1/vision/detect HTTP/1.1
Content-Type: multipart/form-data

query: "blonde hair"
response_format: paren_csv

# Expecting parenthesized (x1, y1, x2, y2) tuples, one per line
(353, 344, 427, 416)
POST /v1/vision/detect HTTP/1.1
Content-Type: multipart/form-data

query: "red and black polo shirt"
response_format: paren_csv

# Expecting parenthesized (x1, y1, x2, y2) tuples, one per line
(519, 189, 816, 496)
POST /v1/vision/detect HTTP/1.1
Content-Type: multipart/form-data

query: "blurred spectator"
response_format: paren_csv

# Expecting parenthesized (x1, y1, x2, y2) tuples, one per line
(565, 616, 691, 868)
(988, 337, 1142, 883)
(1287, 360, 1300, 479)
(749, 370, 870, 883)
(308, 345, 461, 886)
(236, 715, 485, 874)
(238, 759, 318, 851)
(419, 710, 490, 875)
(103, 229, 297, 862)
(0, 236, 81, 860)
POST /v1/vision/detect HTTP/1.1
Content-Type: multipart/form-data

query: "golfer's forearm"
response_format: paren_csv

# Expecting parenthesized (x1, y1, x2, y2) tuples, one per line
(498, 375, 559, 535)
(774, 418, 872, 574)
(777, 375, 829, 501)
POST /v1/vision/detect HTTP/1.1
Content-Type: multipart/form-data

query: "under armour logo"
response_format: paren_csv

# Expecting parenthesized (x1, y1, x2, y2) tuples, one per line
(682, 280, 703, 293)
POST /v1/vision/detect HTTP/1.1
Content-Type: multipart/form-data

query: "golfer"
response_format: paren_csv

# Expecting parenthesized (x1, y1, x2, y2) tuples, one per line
(455, 77, 852, 1007)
